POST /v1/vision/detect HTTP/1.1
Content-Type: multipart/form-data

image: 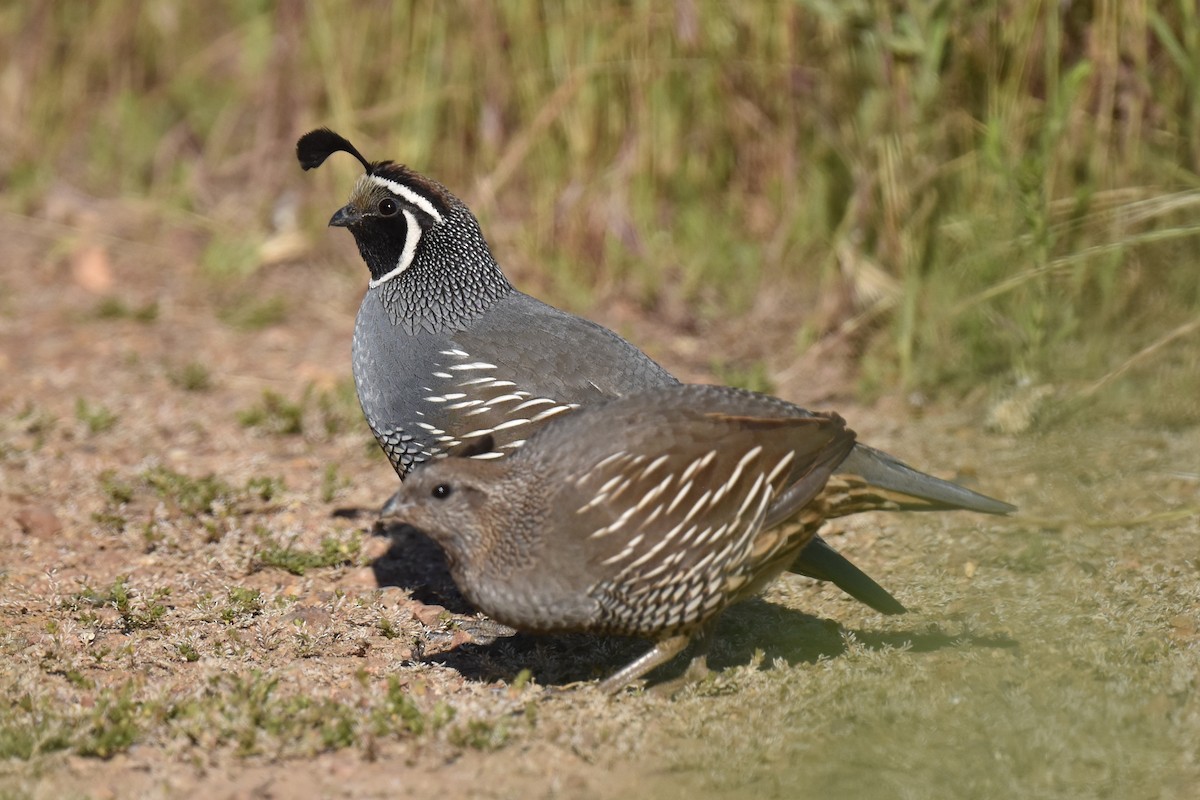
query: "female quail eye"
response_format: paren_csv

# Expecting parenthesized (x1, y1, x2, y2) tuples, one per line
(431, 484, 453, 500)
(378, 198, 399, 216)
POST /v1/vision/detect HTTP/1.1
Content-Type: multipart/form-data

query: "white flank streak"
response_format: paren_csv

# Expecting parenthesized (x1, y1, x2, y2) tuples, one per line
(367, 175, 445, 223)
(575, 451, 627, 488)
(512, 398, 556, 412)
(627, 526, 693, 569)
(486, 380, 517, 388)
(590, 504, 639, 539)
(458, 417, 525, 434)
(433, 372, 452, 379)
(735, 474, 767, 518)
(597, 473, 626, 495)
(470, 451, 505, 460)
(458, 376, 494, 385)
(606, 477, 635, 503)
(447, 399, 485, 410)
(593, 451, 628, 471)
(680, 490, 713, 528)
(601, 548, 635, 566)
(675, 523, 707, 548)
(490, 417, 532, 432)
(486, 393, 525, 405)
(440, 349, 469, 357)
(464, 406, 494, 416)
(531, 404, 576, 422)
(635, 475, 674, 511)
(638, 551, 686, 582)
(665, 480, 694, 515)
(449, 362, 497, 371)
(637, 502, 664, 530)
(424, 392, 466, 403)
(368, 210, 421, 288)
(502, 439, 525, 449)
(765, 451, 795, 484)
(416, 422, 443, 433)
(693, 522, 729, 549)
(720, 445, 763, 502)
(576, 493, 609, 514)
(637, 557, 674, 582)
(460, 424, 502, 438)
(679, 452, 712, 485)
(638, 455, 670, 481)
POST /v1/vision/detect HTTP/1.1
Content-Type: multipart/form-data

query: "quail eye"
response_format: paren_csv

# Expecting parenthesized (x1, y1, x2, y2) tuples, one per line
(431, 483, 453, 500)
(378, 198, 399, 217)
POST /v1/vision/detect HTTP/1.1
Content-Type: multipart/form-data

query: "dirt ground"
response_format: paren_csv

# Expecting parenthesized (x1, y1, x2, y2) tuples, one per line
(1, 209, 1198, 800)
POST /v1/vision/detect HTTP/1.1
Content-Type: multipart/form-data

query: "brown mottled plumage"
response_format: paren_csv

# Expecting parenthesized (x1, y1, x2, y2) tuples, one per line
(389, 384, 864, 693)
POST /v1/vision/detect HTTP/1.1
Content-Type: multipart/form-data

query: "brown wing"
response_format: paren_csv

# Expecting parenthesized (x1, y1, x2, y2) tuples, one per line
(556, 411, 855, 638)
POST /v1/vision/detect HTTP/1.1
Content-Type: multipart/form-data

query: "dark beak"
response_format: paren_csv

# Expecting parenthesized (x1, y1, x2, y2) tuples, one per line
(328, 205, 360, 228)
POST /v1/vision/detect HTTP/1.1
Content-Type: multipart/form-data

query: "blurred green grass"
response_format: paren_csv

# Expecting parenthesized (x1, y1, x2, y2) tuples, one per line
(2, 0, 1198, 394)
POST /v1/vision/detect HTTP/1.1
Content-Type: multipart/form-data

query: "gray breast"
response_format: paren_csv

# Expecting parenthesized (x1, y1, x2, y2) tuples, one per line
(352, 288, 679, 478)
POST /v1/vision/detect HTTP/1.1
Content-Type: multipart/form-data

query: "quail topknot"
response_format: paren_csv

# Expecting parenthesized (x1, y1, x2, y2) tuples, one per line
(296, 128, 1014, 617)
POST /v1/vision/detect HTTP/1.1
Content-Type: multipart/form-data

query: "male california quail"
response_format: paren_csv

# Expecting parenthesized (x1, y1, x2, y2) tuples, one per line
(296, 128, 1014, 615)
(389, 383, 867, 693)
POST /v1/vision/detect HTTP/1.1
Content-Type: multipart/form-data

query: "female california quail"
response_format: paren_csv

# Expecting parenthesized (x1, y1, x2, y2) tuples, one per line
(296, 128, 1014, 618)
(386, 383, 871, 693)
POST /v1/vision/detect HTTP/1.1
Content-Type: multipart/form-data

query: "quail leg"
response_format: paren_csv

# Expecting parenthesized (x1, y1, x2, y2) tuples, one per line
(648, 629, 716, 698)
(598, 634, 691, 694)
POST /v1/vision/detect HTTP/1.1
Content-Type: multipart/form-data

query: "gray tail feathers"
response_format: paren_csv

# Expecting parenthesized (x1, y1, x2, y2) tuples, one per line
(838, 444, 1016, 515)
(790, 536, 907, 615)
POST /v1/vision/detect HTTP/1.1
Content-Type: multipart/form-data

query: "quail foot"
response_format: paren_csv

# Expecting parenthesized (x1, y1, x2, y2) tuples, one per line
(389, 384, 864, 693)
(296, 128, 1014, 616)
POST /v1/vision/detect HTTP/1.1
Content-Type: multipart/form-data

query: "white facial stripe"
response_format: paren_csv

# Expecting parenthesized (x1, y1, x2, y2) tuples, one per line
(368, 209, 421, 288)
(366, 175, 445, 223)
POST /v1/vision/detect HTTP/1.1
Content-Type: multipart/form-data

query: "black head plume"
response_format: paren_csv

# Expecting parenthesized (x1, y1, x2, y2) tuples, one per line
(296, 128, 373, 172)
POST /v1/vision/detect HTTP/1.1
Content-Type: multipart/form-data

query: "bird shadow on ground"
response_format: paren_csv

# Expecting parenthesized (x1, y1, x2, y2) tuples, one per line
(368, 525, 1018, 689)
(370, 522, 475, 612)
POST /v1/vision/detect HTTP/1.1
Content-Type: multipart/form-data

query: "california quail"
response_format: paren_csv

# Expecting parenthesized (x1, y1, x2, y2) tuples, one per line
(388, 384, 867, 693)
(296, 128, 1014, 615)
